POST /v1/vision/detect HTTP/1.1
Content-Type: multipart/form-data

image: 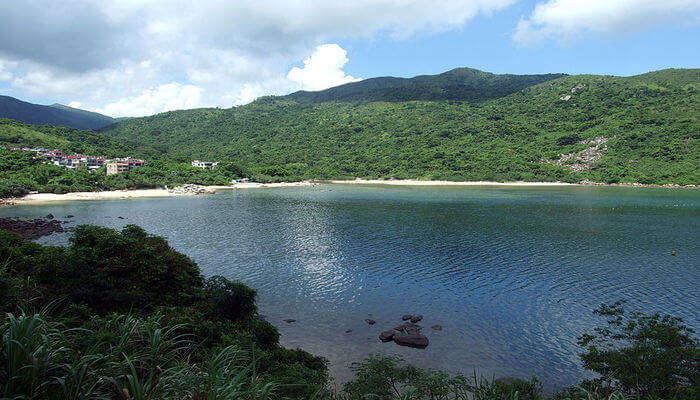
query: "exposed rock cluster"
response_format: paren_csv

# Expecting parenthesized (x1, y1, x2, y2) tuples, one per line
(377, 314, 437, 349)
(0, 217, 67, 239)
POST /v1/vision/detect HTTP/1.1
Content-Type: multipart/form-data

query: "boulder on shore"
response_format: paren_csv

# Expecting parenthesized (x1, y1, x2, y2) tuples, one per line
(393, 333, 429, 349)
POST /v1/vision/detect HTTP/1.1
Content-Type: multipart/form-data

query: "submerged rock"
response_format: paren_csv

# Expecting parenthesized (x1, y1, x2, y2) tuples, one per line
(410, 315, 423, 323)
(393, 333, 429, 349)
(364, 319, 376, 325)
(379, 330, 397, 342)
(402, 314, 413, 321)
(431, 325, 443, 331)
(0, 217, 66, 240)
(283, 318, 296, 323)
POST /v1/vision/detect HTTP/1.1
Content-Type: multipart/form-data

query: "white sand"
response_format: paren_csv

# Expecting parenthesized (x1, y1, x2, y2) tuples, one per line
(7, 181, 317, 205)
(329, 179, 575, 186)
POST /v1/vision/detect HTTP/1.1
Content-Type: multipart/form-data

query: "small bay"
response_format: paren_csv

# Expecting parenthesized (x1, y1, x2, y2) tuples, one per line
(2, 184, 698, 389)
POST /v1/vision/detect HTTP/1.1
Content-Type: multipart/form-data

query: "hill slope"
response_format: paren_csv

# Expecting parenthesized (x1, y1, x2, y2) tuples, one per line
(100, 68, 698, 185)
(0, 95, 115, 129)
(286, 68, 566, 103)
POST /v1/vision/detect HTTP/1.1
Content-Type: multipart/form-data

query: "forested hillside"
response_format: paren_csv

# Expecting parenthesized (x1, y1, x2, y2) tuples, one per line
(0, 95, 115, 129)
(102, 68, 699, 185)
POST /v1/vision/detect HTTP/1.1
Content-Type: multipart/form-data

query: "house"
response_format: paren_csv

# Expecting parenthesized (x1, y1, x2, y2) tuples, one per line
(106, 162, 128, 175)
(191, 160, 219, 169)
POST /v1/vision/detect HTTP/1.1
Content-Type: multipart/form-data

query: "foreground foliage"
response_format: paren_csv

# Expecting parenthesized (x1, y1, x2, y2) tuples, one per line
(0, 225, 328, 399)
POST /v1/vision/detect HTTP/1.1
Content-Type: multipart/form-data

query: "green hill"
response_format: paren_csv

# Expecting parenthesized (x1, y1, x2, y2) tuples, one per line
(0, 95, 115, 130)
(101, 68, 699, 185)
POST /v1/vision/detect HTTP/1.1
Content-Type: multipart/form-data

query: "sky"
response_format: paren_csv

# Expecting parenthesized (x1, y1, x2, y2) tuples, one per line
(0, 0, 698, 118)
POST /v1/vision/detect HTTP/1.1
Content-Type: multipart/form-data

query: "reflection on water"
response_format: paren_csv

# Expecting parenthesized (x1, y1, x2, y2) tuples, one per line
(2, 184, 698, 389)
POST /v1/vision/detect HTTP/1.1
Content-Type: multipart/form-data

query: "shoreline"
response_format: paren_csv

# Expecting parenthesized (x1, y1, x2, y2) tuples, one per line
(328, 179, 697, 188)
(2, 179, 696, 206)
(1, 181, 317, 205)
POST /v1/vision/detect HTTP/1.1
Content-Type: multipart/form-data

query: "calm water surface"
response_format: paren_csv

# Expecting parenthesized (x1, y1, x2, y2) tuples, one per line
(2, 184, 698, 389)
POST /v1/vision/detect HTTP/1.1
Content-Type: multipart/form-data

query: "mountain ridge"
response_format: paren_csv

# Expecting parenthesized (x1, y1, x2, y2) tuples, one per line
(283, 67, 567, 103)
(0, 95, 115, 130)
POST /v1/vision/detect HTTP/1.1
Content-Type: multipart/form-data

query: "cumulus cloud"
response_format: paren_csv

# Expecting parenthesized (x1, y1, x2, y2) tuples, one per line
(287, 44, 361, 91)
(0, 0, 515, 117)
(514, 0, 700, 45)
(96, 83, 203, 117)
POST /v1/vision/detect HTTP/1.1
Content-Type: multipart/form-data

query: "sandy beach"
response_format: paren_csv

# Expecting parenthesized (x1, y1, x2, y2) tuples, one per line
(3, 181, 317, 205)
(329, 179, 576, 186)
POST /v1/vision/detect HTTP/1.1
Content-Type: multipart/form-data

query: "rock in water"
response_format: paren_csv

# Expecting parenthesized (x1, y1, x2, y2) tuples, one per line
(364, 319, 376, 325)
(45, 214, 54, 219)
(403, 322, 422, 334)
(431, 325, 443, 331)
(410, 315, 423, 323)
(402, 314, 413, 321)
(379, 330, 397, 342)
(283, 318, 296, 323)
(394, 324, 406, 332)
(393, 333, 429, 348)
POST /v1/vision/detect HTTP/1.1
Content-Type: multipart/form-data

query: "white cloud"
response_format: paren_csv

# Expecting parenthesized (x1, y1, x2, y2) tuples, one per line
(287, 44, 361, 91)
(514, 0, 700, 45)
(96, 83, 203, 117)
(0, 1, 516, 116)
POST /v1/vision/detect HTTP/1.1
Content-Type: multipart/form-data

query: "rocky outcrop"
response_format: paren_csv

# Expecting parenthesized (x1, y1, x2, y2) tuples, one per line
(0, 217, 66, 239)
(168, 184, 215, 195)
(543, 136, 613, 172)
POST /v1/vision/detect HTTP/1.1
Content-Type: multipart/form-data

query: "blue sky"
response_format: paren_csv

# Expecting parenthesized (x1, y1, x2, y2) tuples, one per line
(341, 2, 700, 78)
(0, 0, 698, 117)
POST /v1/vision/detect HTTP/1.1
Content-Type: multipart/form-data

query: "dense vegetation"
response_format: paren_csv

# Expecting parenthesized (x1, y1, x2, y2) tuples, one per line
(1, 224, 697, 399)
(101, 68, 699, 185)
(0, 224, 328, 399)
(0, 95, 115, 130)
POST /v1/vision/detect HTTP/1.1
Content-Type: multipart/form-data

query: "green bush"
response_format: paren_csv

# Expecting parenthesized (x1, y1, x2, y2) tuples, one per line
(205, 275, 258, 322)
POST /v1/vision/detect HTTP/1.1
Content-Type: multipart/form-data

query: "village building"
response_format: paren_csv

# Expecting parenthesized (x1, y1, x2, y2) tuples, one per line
(191, 160, 219, 169)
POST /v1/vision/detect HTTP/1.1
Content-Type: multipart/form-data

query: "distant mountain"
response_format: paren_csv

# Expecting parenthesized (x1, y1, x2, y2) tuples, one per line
(285, 68, 567, 103)
(0, 95, 115, 130)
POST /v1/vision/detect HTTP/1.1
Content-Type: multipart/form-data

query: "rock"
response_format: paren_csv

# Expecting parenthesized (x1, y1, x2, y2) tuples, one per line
(394, 325, 406, 332)
(410, 315, 423, 323)
(379, 330, 397, 342)
(403, 322, 422, 334)
(0, 217, 66, 240)
(431, 325, 443, 331)
(45, 214, 54, 219)
(364, 319, 376, 325)
(402, 314, 413, 321)
(65, 215, 74, 218)
(345, 329, 353, 334)
(118, 216, 125, 219)
(393, 333, 429, 349)
(283, 318, 296, 323)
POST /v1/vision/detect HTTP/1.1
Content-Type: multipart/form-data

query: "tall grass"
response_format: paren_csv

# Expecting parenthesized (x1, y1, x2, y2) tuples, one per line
(1, 311, 276, 400)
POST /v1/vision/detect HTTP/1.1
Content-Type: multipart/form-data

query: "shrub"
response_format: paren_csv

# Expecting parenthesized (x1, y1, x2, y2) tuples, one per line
(204, 275, 258, 322)
(577, 301, 698, 399)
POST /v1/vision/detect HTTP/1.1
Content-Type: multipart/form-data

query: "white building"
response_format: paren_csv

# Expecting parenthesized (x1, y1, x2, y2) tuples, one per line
(191, 160, 219, 169)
